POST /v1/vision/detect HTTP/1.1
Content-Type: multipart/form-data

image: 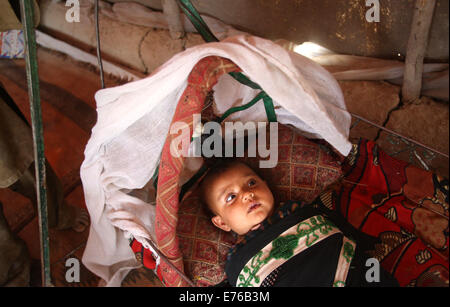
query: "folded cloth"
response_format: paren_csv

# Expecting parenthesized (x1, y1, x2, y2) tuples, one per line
(0, 30, 24, 59)
(81, 34, 352, 286)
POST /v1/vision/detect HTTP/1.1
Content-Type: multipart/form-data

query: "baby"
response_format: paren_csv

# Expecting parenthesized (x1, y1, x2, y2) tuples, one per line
(199, 160, 275, 235)
(199, 159, 398, 287)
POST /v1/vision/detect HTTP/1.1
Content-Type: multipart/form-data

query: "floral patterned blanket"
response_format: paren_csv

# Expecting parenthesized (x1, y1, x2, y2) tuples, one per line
(332, 139, 449, 286)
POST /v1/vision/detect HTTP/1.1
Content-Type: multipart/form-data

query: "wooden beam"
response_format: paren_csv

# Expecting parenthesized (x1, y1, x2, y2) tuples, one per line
(162, 0, 185, 40)
(402, 0, 437, 104)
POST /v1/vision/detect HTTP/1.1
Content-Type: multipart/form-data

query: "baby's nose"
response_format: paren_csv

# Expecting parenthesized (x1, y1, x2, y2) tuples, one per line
(243, 191, 255, 201)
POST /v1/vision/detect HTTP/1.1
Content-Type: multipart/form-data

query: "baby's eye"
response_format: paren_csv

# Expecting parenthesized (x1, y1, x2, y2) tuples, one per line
(248, 179, 256, 186)
(225, 193, 236, 203)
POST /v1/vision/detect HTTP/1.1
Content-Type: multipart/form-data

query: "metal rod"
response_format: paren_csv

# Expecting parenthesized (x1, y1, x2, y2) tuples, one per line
(95, 0, 105, 89)
(19, 0, 52, 287)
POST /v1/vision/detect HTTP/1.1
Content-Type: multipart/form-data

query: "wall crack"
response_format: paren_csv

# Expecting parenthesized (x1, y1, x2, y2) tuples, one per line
(138, 29, 153, 75)
(374, 89, 403, 142)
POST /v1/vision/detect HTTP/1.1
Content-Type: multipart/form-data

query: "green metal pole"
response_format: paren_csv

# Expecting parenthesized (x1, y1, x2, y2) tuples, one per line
(19, 0, 52, 287)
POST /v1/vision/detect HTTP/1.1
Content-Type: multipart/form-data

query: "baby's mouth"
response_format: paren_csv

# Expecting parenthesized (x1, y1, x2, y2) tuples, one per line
(247, 202, 261, 214)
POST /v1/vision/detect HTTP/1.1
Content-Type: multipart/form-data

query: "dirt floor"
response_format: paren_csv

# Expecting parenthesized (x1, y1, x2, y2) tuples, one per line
(0, 47, 162, 287)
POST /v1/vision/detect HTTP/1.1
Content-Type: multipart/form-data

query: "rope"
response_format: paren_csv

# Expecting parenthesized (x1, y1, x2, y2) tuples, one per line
(219, 91, 266, 122)
(176, 0, 277, 123)
(177, 0, 219, 42)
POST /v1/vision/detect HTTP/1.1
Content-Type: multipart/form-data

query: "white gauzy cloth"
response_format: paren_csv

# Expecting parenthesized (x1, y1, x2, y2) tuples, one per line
(80, 34, 352, 286)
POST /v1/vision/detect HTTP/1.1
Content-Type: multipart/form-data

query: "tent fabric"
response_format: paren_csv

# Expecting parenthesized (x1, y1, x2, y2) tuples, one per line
(80, 34, 352, 286)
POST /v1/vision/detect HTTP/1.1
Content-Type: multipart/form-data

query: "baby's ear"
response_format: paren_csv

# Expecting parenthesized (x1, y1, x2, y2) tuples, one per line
(211, 215, 231, 232)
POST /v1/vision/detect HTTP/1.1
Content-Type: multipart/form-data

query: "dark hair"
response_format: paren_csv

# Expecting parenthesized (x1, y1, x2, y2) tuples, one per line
(198, 159, 251, 218)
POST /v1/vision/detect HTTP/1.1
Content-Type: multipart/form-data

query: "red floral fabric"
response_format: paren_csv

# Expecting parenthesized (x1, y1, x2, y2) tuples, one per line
(337, 139, 449, 286)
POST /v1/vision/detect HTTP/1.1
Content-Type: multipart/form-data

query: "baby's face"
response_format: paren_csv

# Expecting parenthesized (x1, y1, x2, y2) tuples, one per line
(206, 163, 275, 235)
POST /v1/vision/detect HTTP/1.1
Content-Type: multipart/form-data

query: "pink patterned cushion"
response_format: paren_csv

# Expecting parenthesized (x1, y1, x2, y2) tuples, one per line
(177, 189, 236, 286)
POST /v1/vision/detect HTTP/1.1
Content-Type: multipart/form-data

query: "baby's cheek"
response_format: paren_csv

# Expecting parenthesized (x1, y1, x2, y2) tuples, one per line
(253, 209, 269, 221)
(226, 207, 244, 223)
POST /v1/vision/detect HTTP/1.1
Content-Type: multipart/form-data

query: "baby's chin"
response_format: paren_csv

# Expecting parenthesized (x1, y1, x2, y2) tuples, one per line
(249, 223, 262, 231)
(253, 202, 274, 218)
(239, 220, 263, 235)
(245, 209, 272, 233)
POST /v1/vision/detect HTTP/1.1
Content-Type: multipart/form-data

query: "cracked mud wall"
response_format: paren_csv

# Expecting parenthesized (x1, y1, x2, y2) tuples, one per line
(340, 79, 448, 177)
(378, 97, 449, 177)
(339, 80, 401, 141)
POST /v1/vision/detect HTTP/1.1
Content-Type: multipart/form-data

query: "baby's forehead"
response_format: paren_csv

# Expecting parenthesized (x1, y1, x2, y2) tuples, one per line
(209, 164, 259, 188)
(200, 162, 261, 197)
(217, 162, 257, 178)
